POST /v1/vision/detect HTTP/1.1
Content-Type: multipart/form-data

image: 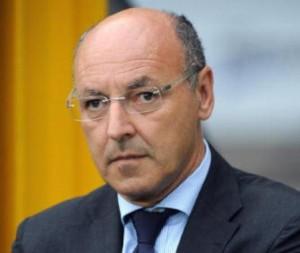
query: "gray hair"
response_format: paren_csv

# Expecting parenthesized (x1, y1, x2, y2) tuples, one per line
(167, 12, 206, 88)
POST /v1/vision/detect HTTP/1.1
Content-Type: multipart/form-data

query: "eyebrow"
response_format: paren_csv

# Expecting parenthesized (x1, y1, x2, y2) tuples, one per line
(127, 76, 153, 90)
(78, 76, 154, 97)
(80, 89, 106, 97)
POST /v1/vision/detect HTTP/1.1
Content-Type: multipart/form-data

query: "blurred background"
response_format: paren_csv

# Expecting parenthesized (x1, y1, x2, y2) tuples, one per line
(1, 0, 299, 252)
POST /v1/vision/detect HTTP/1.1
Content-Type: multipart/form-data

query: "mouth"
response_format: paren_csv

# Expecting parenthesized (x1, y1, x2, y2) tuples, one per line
(109, 154, 147, 165)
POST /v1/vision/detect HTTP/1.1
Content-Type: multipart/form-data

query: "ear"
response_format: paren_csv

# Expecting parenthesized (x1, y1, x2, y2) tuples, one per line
(195, 66, 214, 120)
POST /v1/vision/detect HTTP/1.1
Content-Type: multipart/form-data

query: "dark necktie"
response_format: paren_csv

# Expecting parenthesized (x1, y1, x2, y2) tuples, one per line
(130, 208, 177, 253)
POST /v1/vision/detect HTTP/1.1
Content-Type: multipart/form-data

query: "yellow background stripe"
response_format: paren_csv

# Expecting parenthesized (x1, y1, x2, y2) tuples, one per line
(0, 1, 107, 252)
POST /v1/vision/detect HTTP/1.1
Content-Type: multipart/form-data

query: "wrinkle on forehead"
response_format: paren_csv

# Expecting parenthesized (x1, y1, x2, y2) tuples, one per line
(75, 58, 168, 88)
(76, 58, 167, 77)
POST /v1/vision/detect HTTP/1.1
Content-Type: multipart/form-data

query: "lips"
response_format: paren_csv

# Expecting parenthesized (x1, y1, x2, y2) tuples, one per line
(109, 154, 147, 165)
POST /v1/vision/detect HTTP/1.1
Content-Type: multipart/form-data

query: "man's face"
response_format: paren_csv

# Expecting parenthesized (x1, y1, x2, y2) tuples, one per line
(74, 10, 213, 206)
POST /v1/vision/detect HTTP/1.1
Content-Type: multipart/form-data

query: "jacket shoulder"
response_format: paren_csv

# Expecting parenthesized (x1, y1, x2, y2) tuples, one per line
(26, 185, 114, 225)
(234, 167, 300, 211)
(13, 185, 117, 253)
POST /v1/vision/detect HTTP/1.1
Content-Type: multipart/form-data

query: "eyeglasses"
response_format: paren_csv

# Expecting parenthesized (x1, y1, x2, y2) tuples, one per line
(66, 65, 201, 122)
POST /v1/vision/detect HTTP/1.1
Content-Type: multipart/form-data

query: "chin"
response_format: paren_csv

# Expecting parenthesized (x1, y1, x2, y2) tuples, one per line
(115, 180, 165, 206)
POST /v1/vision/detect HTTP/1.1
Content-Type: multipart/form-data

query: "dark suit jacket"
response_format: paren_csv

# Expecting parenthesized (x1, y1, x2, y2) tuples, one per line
(12, 147, 300, 253)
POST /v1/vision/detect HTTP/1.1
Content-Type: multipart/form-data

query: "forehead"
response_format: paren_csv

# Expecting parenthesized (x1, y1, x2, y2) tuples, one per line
(75, 59, 174, 94)
(74, 12, 185, 92)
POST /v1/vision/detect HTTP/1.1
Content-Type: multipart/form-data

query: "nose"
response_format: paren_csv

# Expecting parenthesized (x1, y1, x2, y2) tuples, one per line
(106, 101, 136, 141)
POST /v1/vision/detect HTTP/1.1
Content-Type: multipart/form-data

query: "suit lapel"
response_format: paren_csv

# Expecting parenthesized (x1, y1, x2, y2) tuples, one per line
(65, 186, 123, 253)
(177, 146, 242, 253)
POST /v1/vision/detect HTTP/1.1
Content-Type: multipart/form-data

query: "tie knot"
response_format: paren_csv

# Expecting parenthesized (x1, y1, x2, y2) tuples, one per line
(130, 208, 177, 246)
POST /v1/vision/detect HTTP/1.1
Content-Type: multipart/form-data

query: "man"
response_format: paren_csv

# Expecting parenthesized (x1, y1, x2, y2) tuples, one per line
(13, 8, 300, 253)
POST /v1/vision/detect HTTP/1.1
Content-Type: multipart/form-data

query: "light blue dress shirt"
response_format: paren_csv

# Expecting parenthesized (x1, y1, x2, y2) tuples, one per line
(118, 140, 211, 253)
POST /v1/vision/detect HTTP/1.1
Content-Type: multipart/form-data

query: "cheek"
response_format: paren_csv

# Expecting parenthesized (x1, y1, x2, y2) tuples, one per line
(82, 123, 107, 166)
(147, 99, 199, 162)
(137, 117, 182, 169)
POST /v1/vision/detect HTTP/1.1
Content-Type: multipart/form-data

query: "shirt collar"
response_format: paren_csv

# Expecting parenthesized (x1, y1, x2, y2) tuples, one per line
(118, 139, 211, 222)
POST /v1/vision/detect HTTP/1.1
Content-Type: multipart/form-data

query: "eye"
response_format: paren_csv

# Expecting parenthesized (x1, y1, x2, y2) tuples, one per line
(82, 97, 108, 111)
(133, 90, 160, 104)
